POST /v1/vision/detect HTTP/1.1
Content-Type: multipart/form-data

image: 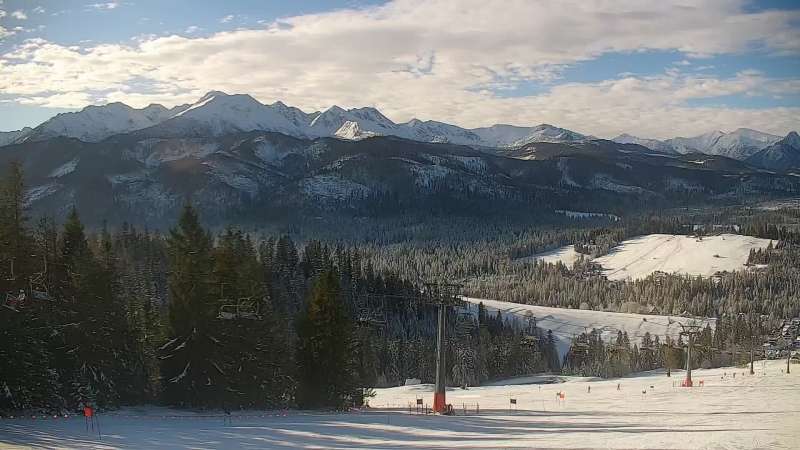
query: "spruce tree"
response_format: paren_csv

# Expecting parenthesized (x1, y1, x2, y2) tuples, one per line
(160, 204, 221, 407)
(295, 269, 360, 409)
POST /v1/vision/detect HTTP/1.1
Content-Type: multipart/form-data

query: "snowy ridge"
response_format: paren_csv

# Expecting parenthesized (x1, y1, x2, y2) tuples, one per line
(1, 91, 592, 149)
(0, 127, 33, 146)
(746, 131, 800, 171)
(614, 128, 782, 160)
(27, 103, 189, 143)
(473, 124, 587, 148)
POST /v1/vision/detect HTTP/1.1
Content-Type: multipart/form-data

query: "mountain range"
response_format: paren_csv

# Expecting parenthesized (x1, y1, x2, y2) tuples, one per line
(0, 91, 587, 149)
(2, 91, 797, 170)
(0, 91, 798, 228)
(613, 128, 785, 161)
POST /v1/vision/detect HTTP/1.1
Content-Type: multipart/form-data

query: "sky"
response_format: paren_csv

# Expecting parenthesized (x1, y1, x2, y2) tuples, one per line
(0, 0, 798, 139)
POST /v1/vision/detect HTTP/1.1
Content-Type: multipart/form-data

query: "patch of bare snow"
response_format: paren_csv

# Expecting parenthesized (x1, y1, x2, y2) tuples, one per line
(23, 183, 60, 205)
(516, 245, 584, 267)
(595, 234, 772, 281)
(48, 158, 79, 178)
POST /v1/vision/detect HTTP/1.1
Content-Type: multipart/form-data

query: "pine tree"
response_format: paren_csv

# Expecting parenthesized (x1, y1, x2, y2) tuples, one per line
(160, 204, 221, 407)
(296, 269, 361, 409)
(0, 164, 61, 409)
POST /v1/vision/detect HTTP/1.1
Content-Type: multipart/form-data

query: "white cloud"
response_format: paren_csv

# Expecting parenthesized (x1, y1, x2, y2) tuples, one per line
(0, 10, 6, 18)
(11, 10, 27, 20)
(184, 25, 201, 34)
(0, 25, 13, 40)
(1, 0, 798, 137)
(32, 6, 45, 14)
(87, 2, 119, 10)
(220, 14, 234, 23)
(17, 91, 93, 108)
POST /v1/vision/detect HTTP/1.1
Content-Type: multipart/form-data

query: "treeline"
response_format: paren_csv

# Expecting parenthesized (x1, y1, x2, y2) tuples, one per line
(564, 311, 773, 379)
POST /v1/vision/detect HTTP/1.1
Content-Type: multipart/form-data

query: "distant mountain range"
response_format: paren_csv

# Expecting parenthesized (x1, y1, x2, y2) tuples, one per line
(0, 91, 587, 149)
(1, 91, 796, 171)
(0, 90, 798, 228)
(613, 128, 785, 161)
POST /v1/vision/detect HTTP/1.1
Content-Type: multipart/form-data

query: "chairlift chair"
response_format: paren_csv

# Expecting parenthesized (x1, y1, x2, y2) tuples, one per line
(217, 297, 259, 320)
(29, 272, 52, 301)
(3, 290, 26, 312)
(28, 262, 52, 301)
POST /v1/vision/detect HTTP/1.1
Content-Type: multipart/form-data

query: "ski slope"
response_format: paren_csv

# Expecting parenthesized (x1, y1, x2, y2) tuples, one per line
(522, 234, 772, 281)
(596, 234, 772, 281)
(1, 361, 797, 449)
(516, 244, 584, 267)
(463, 297, 714, 358)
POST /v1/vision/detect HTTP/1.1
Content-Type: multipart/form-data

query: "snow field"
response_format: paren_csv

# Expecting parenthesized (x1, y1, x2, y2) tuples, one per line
(1, 360, 797, 449)
(522, 233, 773, 281)
(595, 234, 772, 281)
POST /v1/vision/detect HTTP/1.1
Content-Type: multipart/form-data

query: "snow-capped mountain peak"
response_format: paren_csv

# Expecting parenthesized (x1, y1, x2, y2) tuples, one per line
(160, 91, 311, 137)
(746, 131, 800, 171)
(471, 123, 586, 148)
(782, 131, 800, 147)
(334, 121, 379, 140)
(26, 101, 188, 143)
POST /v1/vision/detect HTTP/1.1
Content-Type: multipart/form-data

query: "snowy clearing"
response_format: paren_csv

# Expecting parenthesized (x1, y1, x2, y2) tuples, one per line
(595, 234, 772, 281)
(1, 360, 797, 449)
(516, 244, 584, 267)
(520, 234, 772, 281)
(462, 297, 714, 358)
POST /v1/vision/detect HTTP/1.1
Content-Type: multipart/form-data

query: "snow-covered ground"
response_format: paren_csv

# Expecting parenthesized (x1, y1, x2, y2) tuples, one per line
(463, 297, 714, 358)
(520, 233, 772, 281)
(516, 244, 584, 267)
(596, 234, 772, 281)
(1, 360, 797, 449)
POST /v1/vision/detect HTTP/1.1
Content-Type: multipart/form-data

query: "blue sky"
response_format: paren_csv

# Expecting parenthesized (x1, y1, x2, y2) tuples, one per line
(0, 0, 798, 139)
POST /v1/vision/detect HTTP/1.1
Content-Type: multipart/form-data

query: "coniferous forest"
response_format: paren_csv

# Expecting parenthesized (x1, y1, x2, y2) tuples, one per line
(2, 161, 799, 412)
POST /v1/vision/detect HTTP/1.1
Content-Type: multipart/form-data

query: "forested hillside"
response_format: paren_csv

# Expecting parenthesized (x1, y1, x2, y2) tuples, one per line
(0, 162, 559, 412)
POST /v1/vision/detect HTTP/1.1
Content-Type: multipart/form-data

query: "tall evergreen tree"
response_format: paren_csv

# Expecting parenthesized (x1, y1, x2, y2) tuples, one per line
(160, 204, 221, 407)
(296, 269, 361, 409)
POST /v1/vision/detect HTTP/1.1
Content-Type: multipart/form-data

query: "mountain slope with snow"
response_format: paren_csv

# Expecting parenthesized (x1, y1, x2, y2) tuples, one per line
(746, 131, 800, 171)
(665, 128, 781, 159)
(612, 133, 676, 154)
(0, 127, 33, 146)
(27, 103, 189, 143)
(472, 124, 586, 147)
(142, 91, 313, 138)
